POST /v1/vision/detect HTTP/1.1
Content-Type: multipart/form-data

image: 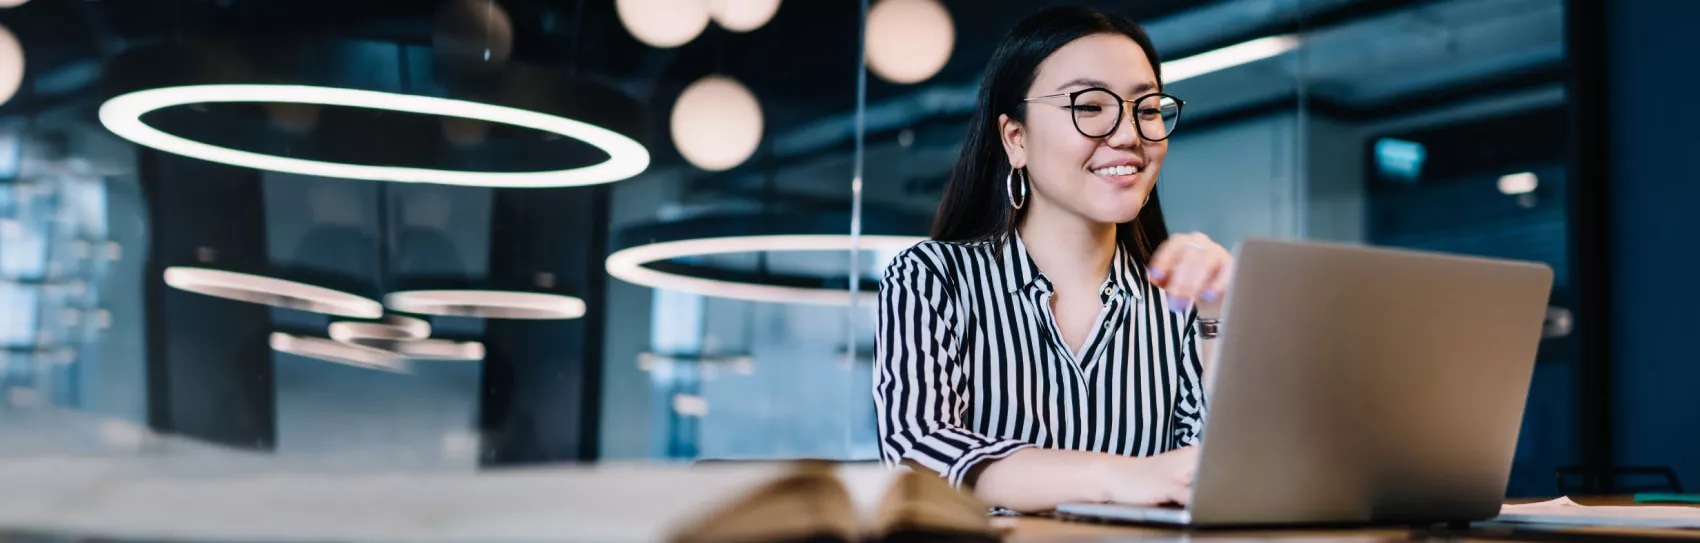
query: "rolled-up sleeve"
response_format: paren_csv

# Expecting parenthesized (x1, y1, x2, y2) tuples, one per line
(1172, 314, 1209, 447)
(873, 250, 1032, 488)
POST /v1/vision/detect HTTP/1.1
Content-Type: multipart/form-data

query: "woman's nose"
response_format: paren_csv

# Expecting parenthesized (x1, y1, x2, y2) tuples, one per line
(1105, 103, 1144, 149)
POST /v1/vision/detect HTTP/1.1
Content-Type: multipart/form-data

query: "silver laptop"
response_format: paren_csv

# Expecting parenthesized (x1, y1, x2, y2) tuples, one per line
(1057, 238, 1554, 527)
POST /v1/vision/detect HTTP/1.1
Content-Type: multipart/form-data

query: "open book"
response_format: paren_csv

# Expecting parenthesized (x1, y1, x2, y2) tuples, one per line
(668, 461, 998, 543)
(1496, 496, 1700, 529)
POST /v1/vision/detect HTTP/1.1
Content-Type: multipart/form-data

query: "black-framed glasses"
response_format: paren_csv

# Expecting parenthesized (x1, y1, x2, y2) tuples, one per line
(1024, 88, 1185, 142)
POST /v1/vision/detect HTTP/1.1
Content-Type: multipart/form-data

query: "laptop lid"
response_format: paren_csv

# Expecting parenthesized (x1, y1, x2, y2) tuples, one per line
(1183, 239, 1553, 526)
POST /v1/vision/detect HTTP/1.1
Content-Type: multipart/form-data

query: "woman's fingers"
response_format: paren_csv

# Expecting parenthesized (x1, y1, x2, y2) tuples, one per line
(1202, 260, 1234, 303)
(1164, 246, 1217, 313)
(1169, 483, 1193, 507)
(1146, 238, 1185, 286)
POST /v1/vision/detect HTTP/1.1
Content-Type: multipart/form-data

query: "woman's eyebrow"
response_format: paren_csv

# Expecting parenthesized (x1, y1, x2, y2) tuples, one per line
(1054, 77, 1113, 91)
(1053, 78, 1158, 95)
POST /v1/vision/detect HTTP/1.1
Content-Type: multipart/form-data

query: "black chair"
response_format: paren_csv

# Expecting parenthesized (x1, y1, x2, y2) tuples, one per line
(1555, 465, 1684, 496)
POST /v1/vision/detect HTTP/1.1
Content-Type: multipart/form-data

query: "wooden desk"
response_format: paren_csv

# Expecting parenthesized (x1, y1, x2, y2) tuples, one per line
(997, 499, 1700, 542)
(999, 516, 1408, 542)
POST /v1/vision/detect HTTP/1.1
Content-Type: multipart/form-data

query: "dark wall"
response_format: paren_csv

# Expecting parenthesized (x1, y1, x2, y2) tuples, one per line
(478, 185, 609, 464)
(1603, 0, 1700, 486)
(140, 150, 276, 450)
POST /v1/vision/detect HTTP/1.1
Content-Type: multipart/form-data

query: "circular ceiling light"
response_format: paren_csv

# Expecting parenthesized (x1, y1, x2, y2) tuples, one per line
(384, 290, 587, 319)
(326, 315, 483, 361)
(163, 267, 384, 318)
(616, 0, 710, 48)
(328, 315, 432, 343)
(606, 211, 929, 306)
(0, 0, 29, 8)
(0, 23, 23, 107)
(709, 0, 781, 33)
(338, 337, 486, 361)
(865, 0, 954, 84)
(100, 84, 649, 188)
(270, 333, 408, 373)
(671, 76, 763, 172)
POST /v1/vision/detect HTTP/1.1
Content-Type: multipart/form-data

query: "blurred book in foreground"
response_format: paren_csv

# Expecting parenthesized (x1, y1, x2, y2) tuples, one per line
(669, 461, 996, 543)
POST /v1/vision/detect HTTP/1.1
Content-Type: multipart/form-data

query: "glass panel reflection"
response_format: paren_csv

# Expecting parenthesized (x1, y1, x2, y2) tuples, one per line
(0, 0, 1600, 537)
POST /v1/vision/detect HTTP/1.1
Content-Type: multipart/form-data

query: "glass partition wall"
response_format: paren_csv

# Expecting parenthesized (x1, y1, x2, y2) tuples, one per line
(0, 0, 1578, 502)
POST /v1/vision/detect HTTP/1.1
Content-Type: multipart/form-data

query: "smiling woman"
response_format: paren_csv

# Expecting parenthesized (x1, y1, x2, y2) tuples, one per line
(874, 6, 1231, 513)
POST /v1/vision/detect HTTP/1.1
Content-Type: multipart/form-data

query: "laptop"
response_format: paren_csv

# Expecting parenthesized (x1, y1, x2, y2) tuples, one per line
(1056, 238, 1554, 527)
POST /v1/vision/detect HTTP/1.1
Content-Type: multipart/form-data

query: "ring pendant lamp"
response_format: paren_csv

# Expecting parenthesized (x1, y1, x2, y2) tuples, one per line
(383, 289, 587, 320)
(270, 332, 411, 373)
(607, 209, 929, 306)
(329, 316, 485, 361)
(164, 266, 384, 319)
(97, 40, 651, 188)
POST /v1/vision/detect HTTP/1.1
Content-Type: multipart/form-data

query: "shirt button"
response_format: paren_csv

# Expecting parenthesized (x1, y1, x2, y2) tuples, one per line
(1103, 287, 1114, 296)
(1104, 321, 1113, 329)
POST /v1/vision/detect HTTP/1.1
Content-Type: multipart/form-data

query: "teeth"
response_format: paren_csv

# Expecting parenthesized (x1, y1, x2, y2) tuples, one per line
(1093, 165, 1139, 176)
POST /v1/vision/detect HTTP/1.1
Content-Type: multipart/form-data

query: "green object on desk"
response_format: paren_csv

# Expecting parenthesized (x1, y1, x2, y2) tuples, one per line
(1633, 493, 1700, 504)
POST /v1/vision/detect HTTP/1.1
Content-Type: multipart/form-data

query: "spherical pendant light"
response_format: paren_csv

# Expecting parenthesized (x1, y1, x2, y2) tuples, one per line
(670, 75, 763, 172)
(865, 0, 954, 84)
(0, 24, 23, 107)
(709, 0, 781, 33)
(616, 0, 711, 48)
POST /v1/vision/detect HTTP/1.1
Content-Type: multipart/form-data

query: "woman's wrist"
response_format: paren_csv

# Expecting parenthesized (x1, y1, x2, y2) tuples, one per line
(1081, 453, 1142, 503)
(1196, 315, 1221, 340)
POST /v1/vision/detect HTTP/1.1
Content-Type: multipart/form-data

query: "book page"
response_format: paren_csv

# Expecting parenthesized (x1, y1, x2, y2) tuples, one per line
(1497, 497, 1700, 528)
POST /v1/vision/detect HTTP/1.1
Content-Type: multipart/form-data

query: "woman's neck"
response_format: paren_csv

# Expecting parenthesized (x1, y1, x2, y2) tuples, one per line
(1016, 199, 1118, 290)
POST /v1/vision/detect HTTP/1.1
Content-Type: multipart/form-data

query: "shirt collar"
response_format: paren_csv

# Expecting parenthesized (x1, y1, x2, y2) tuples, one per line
(1000, 232, 1044, 294)
(1106, 241, 1148, 302)
(999, 231, 1147, 301)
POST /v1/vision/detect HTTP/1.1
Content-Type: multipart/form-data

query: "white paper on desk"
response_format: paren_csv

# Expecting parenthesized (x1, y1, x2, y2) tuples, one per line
(1495, 496, 1700, 529)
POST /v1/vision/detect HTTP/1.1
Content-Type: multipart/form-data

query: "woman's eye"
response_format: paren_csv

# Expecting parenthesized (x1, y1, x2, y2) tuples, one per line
(1069, 105, 1105, 113)
(1138, 108, 1161, 117)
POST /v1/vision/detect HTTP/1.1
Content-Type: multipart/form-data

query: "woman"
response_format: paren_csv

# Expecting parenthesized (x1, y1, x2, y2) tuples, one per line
(874, 6, 1236, 513)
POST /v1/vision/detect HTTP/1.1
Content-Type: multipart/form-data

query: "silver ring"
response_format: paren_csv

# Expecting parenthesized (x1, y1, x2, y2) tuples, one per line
(1184, 241, 1204, 250)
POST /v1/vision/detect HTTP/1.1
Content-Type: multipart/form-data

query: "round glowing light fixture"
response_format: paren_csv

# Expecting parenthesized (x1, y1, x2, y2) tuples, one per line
(0, 0, 29, 8)
(671, 76, 763, 172)
(0, 23, 22, 107)
(709, 0, 782, 33)
(616, 0, 710, 48)
(384, 290, 586, 320)
(340, 337, 486, 361)
(100, 84, 649, 188)
(164, 267, 384, 318)
(327, 314, 483, 361)
(270, 333, 409, 373)
(328, 315, 432, 343)
(865, 0, 954, 84)
(1498, 172, 1539, 195)
(606, 211, 929, 306)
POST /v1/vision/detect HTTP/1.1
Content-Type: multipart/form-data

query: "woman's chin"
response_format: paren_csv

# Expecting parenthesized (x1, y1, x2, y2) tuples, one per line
(1090, 204, 1145, 225)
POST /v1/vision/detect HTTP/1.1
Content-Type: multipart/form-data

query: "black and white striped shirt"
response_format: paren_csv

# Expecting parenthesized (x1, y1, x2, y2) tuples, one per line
(874, 232, 1208, 487)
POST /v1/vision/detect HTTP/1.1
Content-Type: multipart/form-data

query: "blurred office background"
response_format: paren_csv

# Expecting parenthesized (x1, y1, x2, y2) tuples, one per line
(0, 0, 1691, 500)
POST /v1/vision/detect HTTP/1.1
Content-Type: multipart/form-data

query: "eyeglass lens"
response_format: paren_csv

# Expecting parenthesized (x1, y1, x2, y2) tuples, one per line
(1070, 89, 1181, 141)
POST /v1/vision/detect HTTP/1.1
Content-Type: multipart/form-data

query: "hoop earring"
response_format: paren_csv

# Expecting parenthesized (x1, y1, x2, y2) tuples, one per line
(1006, 167, 1028, 209)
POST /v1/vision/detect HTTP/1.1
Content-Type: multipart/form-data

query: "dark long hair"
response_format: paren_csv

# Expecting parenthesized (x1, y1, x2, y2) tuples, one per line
(930, 6, 1170, 266)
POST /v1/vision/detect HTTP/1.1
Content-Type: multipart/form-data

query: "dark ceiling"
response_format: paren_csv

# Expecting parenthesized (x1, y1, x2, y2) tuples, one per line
(0, 0, 1220, 128)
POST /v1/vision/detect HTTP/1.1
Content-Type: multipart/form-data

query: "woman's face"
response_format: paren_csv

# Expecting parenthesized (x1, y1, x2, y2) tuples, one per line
(1001, 33, 1166, 225)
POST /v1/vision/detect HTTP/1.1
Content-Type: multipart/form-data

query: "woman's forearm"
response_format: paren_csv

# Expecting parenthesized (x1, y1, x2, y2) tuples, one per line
(971, 448, 1119, 512)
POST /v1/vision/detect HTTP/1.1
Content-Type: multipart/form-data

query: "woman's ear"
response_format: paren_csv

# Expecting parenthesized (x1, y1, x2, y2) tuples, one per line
(998, 113, 1026, 169)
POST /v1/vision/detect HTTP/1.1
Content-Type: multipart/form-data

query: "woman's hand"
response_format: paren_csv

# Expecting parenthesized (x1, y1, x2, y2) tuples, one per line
(1093, 447, 1198, 506)
(1147, 232, 1234, 316)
